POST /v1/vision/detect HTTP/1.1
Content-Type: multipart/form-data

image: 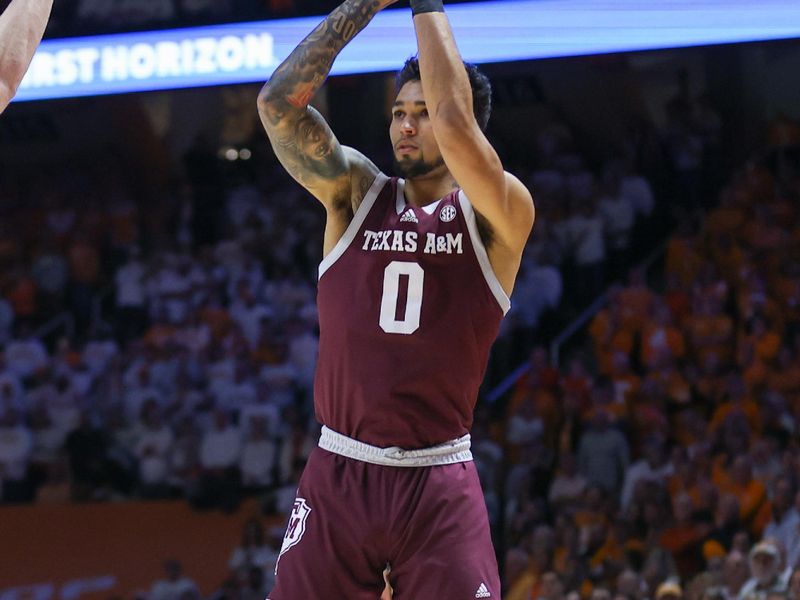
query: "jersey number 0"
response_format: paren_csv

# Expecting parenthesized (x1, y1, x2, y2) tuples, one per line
(379, 261, 424, 334)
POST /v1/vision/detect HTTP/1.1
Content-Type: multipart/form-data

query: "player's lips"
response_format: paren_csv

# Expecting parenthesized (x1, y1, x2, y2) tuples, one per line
(396, 142, 418, 152)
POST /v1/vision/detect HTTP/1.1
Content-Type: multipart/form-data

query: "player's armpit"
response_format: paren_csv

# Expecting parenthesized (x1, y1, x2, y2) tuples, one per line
(473, 173, 535, 296)
(343, 146, 381, 212)
(439, 121, 534, 253)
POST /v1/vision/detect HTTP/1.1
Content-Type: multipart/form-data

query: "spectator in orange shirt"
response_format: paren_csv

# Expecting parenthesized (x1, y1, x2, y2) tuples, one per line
(766, 346, 800, 399)
(641, 352, 691, 414)
(721, 456, 768, 532)
(666, 219, 703, 289)
(708, 231, 746, 284)
(590, 293, 635, 376)
(742, 315, 782, 365)
(6, 269, 37, 325)
(685, 293, 734, 367)
(617, 269, 656, 335)
(561, 355, 594, 411)
(641, 301, 687, 369)
(709, 373, 761, 437)
(608, 350, 641, 410)
(659, 492, 713, 579)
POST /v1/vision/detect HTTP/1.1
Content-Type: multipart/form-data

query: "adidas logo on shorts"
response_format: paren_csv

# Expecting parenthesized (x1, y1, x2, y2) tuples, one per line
(400, 209, 419, 223)
(475, 582, 491, 598)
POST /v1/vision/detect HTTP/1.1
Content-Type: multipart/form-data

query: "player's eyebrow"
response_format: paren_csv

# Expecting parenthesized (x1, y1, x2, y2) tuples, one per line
(392, 101, 427, 107)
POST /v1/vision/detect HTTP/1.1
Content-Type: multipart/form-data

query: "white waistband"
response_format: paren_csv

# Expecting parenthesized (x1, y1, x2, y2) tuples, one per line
(318, 426, 473, 467)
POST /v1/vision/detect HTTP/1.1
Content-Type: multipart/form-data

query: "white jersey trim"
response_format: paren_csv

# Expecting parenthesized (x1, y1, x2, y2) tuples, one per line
(458, 190, 511, 315)
(395, 178, 405, 214)
(318, 172, 390, 280)
(394, 178, 442, 215)
(319, 425, 473, 467)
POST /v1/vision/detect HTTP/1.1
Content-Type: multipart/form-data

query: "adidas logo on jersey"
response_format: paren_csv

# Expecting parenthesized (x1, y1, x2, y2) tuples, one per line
(400, 209, 419, 223)
(475, 582, 491, 598)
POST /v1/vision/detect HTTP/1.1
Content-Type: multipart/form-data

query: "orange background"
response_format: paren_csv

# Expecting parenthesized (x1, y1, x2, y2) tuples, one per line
(0, 499, 278, 598)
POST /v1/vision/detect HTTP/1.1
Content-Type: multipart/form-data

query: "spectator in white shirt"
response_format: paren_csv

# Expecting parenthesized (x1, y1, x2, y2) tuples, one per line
(211, 362, 257, 414)
(115, 247, 148, 342)
(167, 416, 201, 495)
(578, 405, 630, 494)
(548, 452, 589, 509)
(48, 375, 82, 438)
(598, 175, 635, 278)
(28, 404, 67, 470)
(0, 409, 33, 501)
(621, 435, 674, 510)
(507, 399, 544, 448)
(738, 541, 786, 600)
(82, 334, 119, 377)
(286, 317, 318, 396)
(230, 280, 274, 350)
(508, 253, 563, 347)
(228, 518, 279, 574)
(5, 327, 49, 379)
(149, 560, 198, 600)
(200, 410, 241, 470)
(620, 169, 655, 220)
(135, 405, 173, 497)
(156, 258, 193, 325)
(565, 199, 607, 305)
(192, 409, 242, 511)
(763, 478, 800, 569)
(240, 415, 276, 489)
(0, 369, 25, 418)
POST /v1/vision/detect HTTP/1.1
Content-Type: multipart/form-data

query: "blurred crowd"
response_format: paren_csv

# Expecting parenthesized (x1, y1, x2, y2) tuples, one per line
(497, 121, 800, 599)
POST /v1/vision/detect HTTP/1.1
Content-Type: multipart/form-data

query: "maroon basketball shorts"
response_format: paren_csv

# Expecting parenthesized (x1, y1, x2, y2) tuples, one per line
(267, 427, 501, 599)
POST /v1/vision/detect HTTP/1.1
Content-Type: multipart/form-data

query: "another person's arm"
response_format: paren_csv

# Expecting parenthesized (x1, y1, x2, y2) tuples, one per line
(257, 0, 392, 219)
(411, 1, 534, 294)
(0, 0, 53, 113)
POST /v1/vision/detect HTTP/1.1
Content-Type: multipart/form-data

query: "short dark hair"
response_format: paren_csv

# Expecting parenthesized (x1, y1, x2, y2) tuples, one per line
(395, 56, 492, 131)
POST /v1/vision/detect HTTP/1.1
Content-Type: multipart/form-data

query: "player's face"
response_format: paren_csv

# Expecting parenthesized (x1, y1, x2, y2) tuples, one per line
(390, 80, 445, 179)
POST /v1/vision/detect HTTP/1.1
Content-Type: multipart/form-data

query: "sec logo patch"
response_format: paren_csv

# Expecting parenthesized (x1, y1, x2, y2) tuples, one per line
(439, 205, 457, 222)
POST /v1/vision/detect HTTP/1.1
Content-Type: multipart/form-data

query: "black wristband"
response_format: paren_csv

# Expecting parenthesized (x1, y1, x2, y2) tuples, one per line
(410, 0, 443, 16)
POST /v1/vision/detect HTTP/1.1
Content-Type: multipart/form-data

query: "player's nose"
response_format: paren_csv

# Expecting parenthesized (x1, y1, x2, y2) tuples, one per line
(400, 116, 416, 134)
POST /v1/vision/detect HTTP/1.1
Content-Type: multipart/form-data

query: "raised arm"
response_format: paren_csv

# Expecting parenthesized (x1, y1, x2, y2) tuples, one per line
(257, 0, 391, 211)
(411, 1, 534, 282)
(0, 0, 53, 113)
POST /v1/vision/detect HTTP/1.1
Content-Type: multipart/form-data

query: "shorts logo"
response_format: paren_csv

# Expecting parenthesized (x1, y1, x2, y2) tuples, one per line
(439, 205, 457, 222)
(276, 497, 312, 570)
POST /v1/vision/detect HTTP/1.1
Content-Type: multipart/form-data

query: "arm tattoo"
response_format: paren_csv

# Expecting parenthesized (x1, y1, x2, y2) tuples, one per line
(258, 0, 381, 186)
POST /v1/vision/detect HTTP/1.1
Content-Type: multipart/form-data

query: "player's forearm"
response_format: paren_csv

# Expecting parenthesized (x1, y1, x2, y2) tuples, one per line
(258, 0, 381, 114)
(413, 9, 474, 131)
(0, 0, 53, 111)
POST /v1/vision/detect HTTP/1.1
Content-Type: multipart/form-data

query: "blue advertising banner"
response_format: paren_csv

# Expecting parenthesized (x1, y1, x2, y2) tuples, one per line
(15, 0, 800, 102)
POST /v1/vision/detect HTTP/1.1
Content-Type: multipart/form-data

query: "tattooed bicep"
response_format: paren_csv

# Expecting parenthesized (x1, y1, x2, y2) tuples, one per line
(261, 103, 350, 196)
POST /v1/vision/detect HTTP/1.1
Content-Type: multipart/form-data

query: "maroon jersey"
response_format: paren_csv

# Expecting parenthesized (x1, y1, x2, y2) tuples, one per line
(314, 174, 510, 448)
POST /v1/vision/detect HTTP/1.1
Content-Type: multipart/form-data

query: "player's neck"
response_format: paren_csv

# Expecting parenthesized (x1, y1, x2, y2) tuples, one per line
(402, 173, 458, 208)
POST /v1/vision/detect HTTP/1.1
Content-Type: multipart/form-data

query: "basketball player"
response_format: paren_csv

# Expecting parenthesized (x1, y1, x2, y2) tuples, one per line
(257, 0, 534, 596)
(0, 0, 53, 113)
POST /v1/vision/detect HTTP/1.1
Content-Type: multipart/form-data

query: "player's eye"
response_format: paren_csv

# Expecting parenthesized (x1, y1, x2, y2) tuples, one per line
(393, 111, 405, 119)
(420, 109, 429, 118)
